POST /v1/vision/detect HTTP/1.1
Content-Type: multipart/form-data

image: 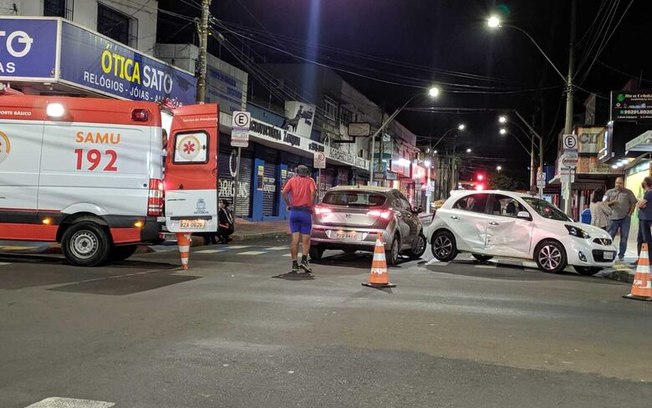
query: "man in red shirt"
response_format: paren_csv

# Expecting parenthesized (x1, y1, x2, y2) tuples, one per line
(282, 165, 317, 273)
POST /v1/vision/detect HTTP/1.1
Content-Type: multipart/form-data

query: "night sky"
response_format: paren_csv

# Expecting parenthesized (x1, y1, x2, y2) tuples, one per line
(158, 0, 652, 183)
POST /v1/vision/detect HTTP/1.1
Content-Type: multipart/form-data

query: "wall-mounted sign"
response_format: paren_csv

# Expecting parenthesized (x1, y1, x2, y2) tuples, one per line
(612, 90, 652, 121)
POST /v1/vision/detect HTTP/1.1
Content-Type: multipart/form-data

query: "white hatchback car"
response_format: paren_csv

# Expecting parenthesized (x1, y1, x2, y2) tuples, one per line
(425, 190, 617, 275)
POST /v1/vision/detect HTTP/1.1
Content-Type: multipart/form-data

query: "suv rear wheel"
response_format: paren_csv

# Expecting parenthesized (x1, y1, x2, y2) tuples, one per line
(386, 235, 400, 266)
(409, 232, 427, 259)
(431, 230, 457, 262)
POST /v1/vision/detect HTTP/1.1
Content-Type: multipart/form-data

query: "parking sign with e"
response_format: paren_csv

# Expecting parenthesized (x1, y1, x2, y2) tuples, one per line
(232, 111, 251, 129)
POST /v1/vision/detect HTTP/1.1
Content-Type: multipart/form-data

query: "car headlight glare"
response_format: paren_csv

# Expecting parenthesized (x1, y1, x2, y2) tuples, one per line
(565, 224, 591, 239)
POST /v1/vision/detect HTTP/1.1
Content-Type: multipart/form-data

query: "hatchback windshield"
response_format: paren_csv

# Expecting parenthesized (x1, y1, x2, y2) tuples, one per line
(322, 191, 387, 207)
(522, 197, 571, 221)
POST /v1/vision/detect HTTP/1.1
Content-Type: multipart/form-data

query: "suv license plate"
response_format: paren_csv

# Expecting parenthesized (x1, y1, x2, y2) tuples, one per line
(336, 231, 359, 240)
(180, 219, 206, 229)
(604, 251, 614, 260)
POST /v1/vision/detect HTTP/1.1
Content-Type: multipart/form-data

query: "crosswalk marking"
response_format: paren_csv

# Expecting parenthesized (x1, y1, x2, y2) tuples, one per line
(238, 251, 267, 255)
(264, 246, 288, 250)
(195, 249, 225, 254)
(225, 245, 250, 249)
(26, 397, 115, 407)
(0, 262, 10, 266)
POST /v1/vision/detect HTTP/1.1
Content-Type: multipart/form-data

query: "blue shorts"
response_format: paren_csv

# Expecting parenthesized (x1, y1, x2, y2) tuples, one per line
(289, 208, 312, 234)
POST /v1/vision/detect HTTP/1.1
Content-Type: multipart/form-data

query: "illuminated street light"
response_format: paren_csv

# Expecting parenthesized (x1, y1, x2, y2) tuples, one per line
(498, 115, 508, 124)
(499, 128, 507, 135)
(369, 84, 441, 183)
(428, 86, 441, 98)
(433, 150, 438, 154)
(497, 165, 502, 171)
(424, 159, 431, 167)
(466, 148, 472, 153)
(487, 15, 501, 29)
(458, 123, 466, 131)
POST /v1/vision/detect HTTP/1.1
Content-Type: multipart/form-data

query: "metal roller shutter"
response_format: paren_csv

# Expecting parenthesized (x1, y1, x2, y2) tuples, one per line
(262, 149, 278, 217)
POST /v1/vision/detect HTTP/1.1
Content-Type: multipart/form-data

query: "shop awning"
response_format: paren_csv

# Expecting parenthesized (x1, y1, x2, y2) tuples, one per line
(625, 130, 652, 153)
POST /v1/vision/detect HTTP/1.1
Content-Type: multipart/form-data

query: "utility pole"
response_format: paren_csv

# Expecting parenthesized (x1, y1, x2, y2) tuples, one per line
(196, 0, 212, 103)
(562, 0, 577, 215)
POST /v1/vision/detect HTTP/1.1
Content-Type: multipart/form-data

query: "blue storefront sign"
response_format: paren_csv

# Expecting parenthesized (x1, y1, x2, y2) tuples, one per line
(59, 21, 196, 104)
(0, 17, 196, 104)
(0, 18, 57, 80)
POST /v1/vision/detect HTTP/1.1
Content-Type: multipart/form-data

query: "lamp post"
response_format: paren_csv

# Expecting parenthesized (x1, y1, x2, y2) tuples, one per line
(499, 125, 536, 190)
(488, 10, 576, 208)
(499, 113, 545, 197)
(368, 86, 440, 184)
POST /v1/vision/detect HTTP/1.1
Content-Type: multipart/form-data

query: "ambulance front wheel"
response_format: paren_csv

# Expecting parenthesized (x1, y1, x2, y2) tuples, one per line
(61, 222, 111, 266)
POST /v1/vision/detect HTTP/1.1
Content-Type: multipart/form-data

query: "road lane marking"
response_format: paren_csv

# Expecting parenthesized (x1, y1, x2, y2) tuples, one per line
(475, 264, 497, 269)
(225, 245, 250, 249)
(264, 246, 288, 250)
(26, 397, 115, 407)
(238, 251, 267, 255)
(196, 249, 225, 254)
(0, 262, 10, 266)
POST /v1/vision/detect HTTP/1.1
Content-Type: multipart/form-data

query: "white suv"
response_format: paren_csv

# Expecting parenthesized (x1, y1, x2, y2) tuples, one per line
(425, 190, 617, 275)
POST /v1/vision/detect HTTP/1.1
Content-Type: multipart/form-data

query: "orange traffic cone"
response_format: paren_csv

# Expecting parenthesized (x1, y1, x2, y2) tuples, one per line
(176, 232, 191, 270)
(624, 243, 652, 301)
(362, 233, 396, 288)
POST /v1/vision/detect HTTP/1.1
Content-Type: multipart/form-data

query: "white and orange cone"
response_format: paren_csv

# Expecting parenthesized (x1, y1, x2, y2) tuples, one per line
(362, 233, 396, 288)
(176, 232, 191, 270)
(624, 243, 652, 301)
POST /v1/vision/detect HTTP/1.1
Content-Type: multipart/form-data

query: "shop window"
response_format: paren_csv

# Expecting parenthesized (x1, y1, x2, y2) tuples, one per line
(44, 0, 73, 19)
(97, 3, 138, 48)
(324, 95, 338, 121)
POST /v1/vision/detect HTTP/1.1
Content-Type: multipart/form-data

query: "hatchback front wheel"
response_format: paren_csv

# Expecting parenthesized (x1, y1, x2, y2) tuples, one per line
(535, 240, 567, 274)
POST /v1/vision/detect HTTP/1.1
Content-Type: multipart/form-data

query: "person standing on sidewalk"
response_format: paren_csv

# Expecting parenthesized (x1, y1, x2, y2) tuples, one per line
(635, 177, 652, 265)
(605, 177, 637, 261)
(590, 189, 611, 230)
(282, 165, 317, 273)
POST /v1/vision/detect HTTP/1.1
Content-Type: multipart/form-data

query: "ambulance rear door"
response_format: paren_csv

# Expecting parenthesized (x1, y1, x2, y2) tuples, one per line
(164, 103, 219, 233)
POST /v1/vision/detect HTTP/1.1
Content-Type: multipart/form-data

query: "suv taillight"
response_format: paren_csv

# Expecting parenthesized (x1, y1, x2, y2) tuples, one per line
(148, 178, 164, 216)
(367, 209, 392, 220)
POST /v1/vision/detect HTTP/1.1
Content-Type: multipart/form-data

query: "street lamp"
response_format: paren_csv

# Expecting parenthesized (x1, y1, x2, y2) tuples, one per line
(458, 123, 466, 131)
(497, 165, 502, 171)
(499, 128, 507, 135)
(466, 148, 472, 153)
(498, 114, 544, 196)
(498, 115, 508, 124)
(368, 85, 441, 184)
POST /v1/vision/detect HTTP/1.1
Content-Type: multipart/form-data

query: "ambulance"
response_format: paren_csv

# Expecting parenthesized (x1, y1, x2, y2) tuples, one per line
(0, 84, 219, 266)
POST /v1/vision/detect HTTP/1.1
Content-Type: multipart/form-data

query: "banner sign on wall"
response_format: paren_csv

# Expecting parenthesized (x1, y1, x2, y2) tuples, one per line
(0, 18, 58, 80)
(59, 22, 196, 104)
(283, 101, 316, 139)
(576, 126, 605, 154)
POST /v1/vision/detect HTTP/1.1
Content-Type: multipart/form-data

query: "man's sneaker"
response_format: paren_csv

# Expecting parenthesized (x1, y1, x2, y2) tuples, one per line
(299, 260, 312, 273)
(291, 263, 300, 273)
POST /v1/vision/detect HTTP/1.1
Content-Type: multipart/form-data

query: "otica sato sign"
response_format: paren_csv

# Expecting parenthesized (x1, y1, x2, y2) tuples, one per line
(0, 17, 57, 80)
(59, 22, 196, 104)
(0, 17, 196, 104)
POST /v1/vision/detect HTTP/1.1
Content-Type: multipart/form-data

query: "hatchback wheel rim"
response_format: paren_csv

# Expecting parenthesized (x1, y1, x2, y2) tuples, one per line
(71, 231, 98, 259)
(434, 236, 452, 258)
(539, 244, 561, 271)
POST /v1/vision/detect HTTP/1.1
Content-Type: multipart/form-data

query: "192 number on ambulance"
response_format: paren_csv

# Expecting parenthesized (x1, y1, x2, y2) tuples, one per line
(74, 149, 118, 171)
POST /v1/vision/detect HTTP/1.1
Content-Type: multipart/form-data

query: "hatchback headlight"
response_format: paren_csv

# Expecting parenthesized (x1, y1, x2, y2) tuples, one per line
(565, 224, 591, 239)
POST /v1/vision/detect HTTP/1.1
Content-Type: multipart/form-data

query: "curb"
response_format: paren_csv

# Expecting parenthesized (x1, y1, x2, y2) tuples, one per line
(603, 264, 635, 284)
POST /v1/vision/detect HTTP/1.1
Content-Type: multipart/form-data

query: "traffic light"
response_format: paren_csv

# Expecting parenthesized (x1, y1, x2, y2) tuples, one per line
(475, 173, 486, 190)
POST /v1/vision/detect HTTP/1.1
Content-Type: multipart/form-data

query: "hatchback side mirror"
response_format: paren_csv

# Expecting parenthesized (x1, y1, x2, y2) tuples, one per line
(517, 211, 532, 220)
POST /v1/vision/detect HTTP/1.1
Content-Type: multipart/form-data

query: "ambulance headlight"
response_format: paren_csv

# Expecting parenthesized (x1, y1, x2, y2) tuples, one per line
(46, 103, 65, 118)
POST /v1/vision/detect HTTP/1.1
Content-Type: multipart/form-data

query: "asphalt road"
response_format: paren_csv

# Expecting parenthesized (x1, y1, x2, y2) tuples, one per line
(1, 238, 650, 408)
